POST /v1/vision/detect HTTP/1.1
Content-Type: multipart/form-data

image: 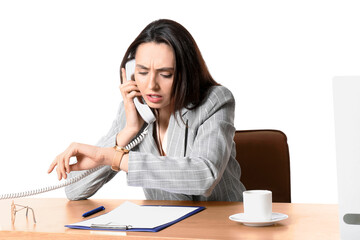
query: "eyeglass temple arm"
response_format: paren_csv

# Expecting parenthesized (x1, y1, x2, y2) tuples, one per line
(12, 204, 37, 224)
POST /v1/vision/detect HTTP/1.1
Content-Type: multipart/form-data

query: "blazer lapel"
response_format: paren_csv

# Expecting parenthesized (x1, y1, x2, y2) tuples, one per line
(166, 108, 189, 157)
(138, 123, 159, 155)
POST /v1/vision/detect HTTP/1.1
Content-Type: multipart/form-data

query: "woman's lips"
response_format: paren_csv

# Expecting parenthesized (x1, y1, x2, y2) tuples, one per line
(146, 94, 163, 103)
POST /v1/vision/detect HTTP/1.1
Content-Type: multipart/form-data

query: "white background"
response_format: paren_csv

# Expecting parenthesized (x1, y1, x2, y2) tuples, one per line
(0, 0, 359, 203)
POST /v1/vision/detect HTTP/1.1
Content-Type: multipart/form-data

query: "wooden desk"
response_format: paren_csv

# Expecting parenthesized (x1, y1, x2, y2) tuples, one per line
(0, 198, 339, 239)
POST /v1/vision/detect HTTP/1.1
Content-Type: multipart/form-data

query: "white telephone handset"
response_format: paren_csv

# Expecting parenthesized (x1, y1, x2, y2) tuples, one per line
(0, 60, 156, 200)
(125, 59, 156, 124)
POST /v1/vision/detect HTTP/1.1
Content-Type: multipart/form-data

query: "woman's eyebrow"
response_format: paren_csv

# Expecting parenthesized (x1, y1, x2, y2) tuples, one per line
(136, 64, 149, 70)
(157, 67, 174, 72)
(136, 64, 174, 71)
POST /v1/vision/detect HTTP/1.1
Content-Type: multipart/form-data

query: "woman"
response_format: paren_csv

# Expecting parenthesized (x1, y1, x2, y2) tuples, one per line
(48, 19, 245, 201)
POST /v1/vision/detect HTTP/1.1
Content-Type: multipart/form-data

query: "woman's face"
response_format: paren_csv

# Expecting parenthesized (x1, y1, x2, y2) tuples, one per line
(134, 42, 175, 112)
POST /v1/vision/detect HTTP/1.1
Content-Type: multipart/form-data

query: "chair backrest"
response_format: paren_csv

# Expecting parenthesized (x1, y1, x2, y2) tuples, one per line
(234, 130, 291, 202)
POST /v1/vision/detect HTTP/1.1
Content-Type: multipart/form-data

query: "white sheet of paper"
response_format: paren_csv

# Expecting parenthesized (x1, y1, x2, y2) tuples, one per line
(67, 201, 199, 229)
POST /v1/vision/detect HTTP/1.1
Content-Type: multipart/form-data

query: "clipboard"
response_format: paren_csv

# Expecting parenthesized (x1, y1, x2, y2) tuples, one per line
(65, 201, 205, 232)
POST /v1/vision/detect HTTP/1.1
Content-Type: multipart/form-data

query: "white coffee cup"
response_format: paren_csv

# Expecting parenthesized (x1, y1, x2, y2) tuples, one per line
(243, 190, 272, 221)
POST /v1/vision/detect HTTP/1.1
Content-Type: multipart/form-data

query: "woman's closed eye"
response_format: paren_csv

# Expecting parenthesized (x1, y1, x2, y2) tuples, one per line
(137, 71, 173, 78)
(160, 73, 173, 78)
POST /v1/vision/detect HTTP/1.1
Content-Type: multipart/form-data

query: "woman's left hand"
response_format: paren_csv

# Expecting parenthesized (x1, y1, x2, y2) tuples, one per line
(48, 142, 110, 180)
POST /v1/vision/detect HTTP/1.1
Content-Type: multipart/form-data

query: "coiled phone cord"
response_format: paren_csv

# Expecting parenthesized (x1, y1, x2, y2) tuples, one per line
(0, 125, 150, 200)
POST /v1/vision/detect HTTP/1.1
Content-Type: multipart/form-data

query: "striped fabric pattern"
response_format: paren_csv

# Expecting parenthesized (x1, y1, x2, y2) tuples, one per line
(65, 85, 245, 201)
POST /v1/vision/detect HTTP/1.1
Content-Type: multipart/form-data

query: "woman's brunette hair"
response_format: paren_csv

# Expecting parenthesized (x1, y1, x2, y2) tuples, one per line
(120, 19, 219, 115)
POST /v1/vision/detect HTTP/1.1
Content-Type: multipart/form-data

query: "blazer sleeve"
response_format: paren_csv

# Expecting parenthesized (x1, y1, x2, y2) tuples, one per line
(127, 86, 236, 197)
(65, 102, 125, 200)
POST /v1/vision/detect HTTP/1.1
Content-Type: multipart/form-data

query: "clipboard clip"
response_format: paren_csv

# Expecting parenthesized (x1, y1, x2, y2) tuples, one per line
(91, 223, 132, 230)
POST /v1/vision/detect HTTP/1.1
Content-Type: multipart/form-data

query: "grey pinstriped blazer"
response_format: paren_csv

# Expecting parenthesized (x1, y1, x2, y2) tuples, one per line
(65, 85, 246, 201)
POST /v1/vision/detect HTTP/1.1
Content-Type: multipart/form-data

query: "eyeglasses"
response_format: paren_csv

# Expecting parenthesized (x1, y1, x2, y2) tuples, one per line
(11, 201, 36, 224)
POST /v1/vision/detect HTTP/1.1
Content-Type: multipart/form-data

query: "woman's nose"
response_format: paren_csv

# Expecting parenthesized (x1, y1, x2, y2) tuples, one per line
(148, 72, 159, 90)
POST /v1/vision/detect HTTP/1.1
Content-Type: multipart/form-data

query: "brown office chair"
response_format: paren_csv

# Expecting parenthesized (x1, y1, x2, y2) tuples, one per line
(234, 130, 291, 202)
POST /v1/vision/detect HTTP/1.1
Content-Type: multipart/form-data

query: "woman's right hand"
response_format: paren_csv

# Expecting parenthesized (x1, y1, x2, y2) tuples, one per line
(48, 142, 109, 180)
(119, 67, 145, 135)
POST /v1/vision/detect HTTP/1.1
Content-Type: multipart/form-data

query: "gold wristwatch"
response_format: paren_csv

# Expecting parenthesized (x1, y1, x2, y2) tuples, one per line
(111, 146, 129, 172)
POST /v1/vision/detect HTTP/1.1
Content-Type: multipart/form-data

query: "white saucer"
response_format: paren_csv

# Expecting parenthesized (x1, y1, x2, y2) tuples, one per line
(229, 212, 288, 227)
